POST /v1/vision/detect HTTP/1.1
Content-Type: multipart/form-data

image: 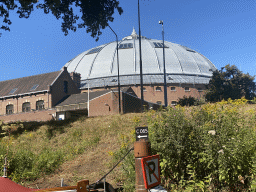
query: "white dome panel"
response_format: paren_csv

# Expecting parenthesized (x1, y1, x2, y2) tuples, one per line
(64, 28, 217, 88)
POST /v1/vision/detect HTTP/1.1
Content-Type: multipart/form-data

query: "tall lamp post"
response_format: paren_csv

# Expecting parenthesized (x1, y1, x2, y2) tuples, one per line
(108, 25, 121, 114)
(159, 20, 168, 107)
(138, 0, 144, 112)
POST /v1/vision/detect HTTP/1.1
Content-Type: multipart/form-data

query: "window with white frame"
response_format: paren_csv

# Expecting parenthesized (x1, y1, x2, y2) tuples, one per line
(185, 87, 190, 91)
(171, 101, 177, 106)
(170, 87, 176, 91)
(156, 86, 162, 91)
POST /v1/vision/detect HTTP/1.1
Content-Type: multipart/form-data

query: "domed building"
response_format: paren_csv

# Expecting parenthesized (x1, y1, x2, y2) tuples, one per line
(65, 28, 217, 105)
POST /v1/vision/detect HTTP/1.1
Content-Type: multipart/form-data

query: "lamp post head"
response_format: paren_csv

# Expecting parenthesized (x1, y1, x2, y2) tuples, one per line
(159, 20, 163, 25)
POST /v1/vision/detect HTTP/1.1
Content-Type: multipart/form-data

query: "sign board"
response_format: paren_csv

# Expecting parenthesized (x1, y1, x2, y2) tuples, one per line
(135, 127, 148, 141)
(141, 154, 161, 189)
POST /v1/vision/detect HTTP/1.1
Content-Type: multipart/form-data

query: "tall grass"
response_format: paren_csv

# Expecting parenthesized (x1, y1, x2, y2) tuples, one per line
(113, 98, 256, 191)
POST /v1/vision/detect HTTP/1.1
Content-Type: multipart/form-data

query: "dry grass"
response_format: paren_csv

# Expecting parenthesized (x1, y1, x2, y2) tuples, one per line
(13, 112, 148, 189)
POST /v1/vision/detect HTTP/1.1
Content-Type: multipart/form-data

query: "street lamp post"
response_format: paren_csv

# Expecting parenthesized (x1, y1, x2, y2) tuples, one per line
(159, 20, 168, 107)
(108, 25, 121, 114)
(138, 0, 144, 112)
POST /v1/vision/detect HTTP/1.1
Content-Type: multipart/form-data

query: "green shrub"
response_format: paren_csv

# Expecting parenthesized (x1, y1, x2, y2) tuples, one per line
(147, 98, 256, 191)
(178, 96, 198, 106)
(110, 132, 135, 192)
(35, 149, 64, 175)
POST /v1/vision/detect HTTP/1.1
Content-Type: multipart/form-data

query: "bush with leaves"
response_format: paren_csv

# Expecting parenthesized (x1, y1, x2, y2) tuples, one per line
(147, 98, 256, 191)
(177, 95, 199, 106)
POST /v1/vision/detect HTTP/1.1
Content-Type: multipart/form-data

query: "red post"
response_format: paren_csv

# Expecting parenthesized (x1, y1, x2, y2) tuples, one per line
(134, 139, 151, 192)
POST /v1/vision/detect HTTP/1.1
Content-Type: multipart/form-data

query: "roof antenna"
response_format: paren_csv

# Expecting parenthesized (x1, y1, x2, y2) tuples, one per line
(3, 157, 7, 178)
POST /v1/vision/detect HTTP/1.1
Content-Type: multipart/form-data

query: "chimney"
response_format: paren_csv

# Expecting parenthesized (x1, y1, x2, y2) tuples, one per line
(70, 72, 81, 89)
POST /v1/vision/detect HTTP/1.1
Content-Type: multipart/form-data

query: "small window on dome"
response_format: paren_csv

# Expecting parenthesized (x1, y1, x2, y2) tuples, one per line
(185, 87, 190, 92)
(86, 47, 103, 55)
(119, 43, 133, 49)
(153, 42, 168, 48)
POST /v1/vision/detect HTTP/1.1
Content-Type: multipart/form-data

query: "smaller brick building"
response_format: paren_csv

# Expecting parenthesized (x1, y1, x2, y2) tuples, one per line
(55, 87, 160, 118)
(0, 67, 80, 123)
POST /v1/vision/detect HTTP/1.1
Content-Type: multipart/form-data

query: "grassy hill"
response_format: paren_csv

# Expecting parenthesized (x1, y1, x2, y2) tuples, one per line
(1, 101, 256, 191)
(0, 112, 147, 190)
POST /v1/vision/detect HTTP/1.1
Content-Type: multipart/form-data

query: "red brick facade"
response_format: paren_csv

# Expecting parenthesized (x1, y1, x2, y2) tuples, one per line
(0, 67, 80, 123)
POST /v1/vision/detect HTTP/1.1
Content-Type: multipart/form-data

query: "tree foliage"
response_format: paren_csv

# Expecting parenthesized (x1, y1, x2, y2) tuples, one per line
(206, 64, 256, 102)
(0, 0, 123, 41)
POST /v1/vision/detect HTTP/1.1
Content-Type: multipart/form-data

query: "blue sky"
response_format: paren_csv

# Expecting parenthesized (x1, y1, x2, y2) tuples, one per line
(1, 0, 256, 82)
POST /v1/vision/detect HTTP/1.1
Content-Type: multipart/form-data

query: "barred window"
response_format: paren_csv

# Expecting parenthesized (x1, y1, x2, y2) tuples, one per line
(36, 100, 44, 110)
(22, 102, 31, 112)
(6, 104, 14, 115)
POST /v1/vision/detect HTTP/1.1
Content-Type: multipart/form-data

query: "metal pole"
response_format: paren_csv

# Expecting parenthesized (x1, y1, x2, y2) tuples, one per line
(138, 0, 144, 112)
(87, 83, 90, 117)
(159, 20, 168, 107)
(3, 157, 7, 177)
(108, 25, 121, 114)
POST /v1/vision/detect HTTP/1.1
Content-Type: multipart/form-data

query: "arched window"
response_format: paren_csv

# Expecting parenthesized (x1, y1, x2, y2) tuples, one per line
(64, 81, 68, 93)
(36, 100, 44, 110)
(6, 104, 14, 115)
(22, 102, 30, 112)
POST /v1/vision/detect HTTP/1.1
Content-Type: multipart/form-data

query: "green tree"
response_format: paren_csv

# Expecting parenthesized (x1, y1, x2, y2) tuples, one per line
(206, 64, 256, 102)
(0, 0, 123, 41)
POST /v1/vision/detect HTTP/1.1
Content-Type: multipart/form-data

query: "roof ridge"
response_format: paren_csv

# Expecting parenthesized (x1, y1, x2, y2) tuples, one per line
(0, 70, 60, 83)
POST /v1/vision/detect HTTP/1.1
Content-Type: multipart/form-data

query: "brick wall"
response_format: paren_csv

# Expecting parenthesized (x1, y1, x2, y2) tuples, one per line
(0, 93, 51, 115)
(132, 84, 206, 105)
(0, 109, 56, 123)
(89, 92, 117, 116)
(50, 68, 80, 107)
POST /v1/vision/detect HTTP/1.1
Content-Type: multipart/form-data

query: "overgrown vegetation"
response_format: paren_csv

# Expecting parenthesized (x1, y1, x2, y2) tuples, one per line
(113, 98, 256, 191)
(0, 117, 103, 183)
(1, 99, 256, 191)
